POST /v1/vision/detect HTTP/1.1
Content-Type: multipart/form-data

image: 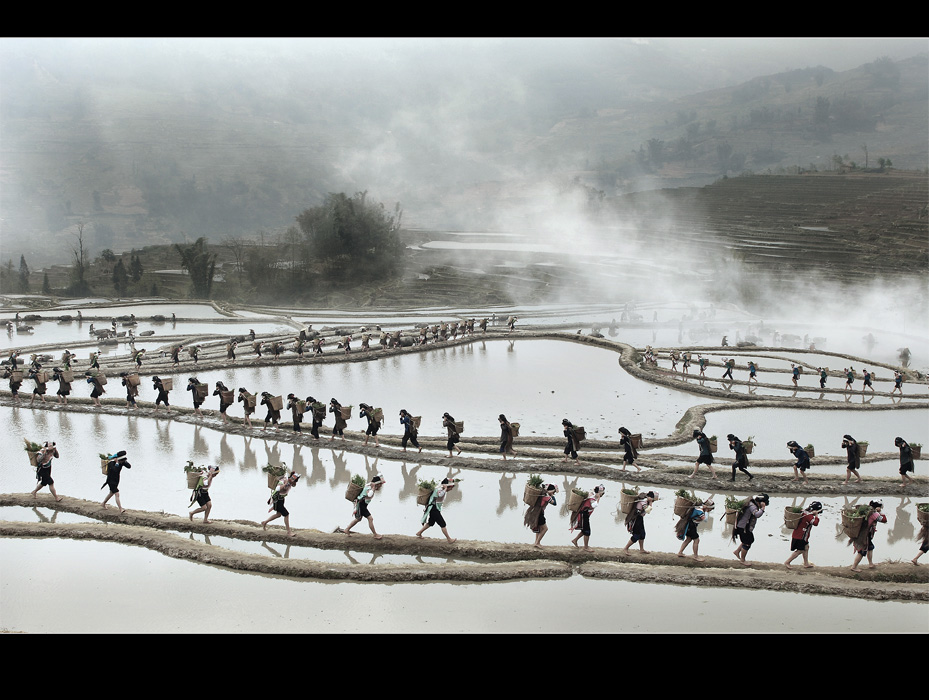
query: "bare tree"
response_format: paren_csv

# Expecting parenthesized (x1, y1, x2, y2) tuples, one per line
(69, 223, 92, 295)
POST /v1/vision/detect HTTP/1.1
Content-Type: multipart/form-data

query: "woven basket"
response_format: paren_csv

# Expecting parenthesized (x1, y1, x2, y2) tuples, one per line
(841, 508, 867, 538)
(266, 472, 285, 489)
(101, 459, 109, 475)
(186, 471, 201, 489)
(805, 446, 815, 458)
(220, 390, 234, 404)
(126, 374, 141, 386)
(724, 508, 738, 525)
(417, 487, 433, 506)
(11, 370, 24, 382)
(858, 444, 869, 457)
(159, 377, 173, 391)
(784, 507, 803, 530)
(339, 405, 352, 420)
(574, 426, 586, 442)
(245, 392, 256, 407)
(345, 482, 363, 502)
(913, 446, 922, 460)
(454, 420, 464, 434)
(61, 370, 74, 383)
(743, 441, 754, 454)
(674, 496, 696, 517)
(523, 484, 544, 507)
(35, 370, 49, 383)
(630, 433, 642, 449)
(566, 490, 586, 512)
(510, 422, 520, 437)
(194, 384, 208, 399)
(917, 504, 928, 527)
(620, 490, 638, 514)
(412, 416, 422, 429)
(373, 408, 384, 423)
(709, 439, 718, 453)
(28, 450, 40, 467)
(270, 395, 283, 411)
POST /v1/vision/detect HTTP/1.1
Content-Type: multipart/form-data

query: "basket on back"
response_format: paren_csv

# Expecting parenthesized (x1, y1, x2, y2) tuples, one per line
(566, 489, 587, 512)
(784, 507, 804, 530)
(523, 484, 544, 507)
(841, 506, 871, 539)
(345, 482, 363, 502)
(917, 503, 929, 527)
(620, 489, 638, 514)
(417, 487, 434, 506)
(510, 422, 520, 437)
(269, 395, 283, 411)
(674, 494, 696, 517)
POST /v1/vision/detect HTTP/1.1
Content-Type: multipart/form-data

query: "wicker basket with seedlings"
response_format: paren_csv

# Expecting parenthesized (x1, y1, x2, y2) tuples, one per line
(917, 503, 929, 527)
(674, 489, 699, 516)
(524, 473, 546, 506)
(743, 435, 756, 454)
(911, 443, 922, 460)
(98, 453, 112, 474)
(24, 439, 43, 467)
(709, 435, 718, 453)
(784, 505, 804, 529)
(805, 444, 815, 458)
(566, 487, 589, 512)
(619, 487, 638, 514)
(262, 463, 288, 489)
(725, 496, 747, 525)
(842, 504, 873, 538)
(184, 461, 204, 489)
(346, 474, 365, 502)
(417, 478, 438, 505)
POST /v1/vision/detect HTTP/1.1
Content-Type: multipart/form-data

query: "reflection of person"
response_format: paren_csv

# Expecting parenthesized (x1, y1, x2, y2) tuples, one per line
(689, 430, 717, 479)
(788, 441, 811, 485)
(732, 493, 768, 566)
(850, 500, 887, 572)
(784, 502, 822, 569)
(896, 437, 915, 490)
(262, 472, 300, 537)
(101, 451, 132, 513)
(570, 485, 604, 549)
(842, 434, 861, 485)
(31, 441, 62, 502)
(342, 475, 385, 539)
(623, 491, 657, 553)
(416, 478, 457, 542)
(524, 483, 558, 547)
(189, 466, 219, 523)
(676, 498, 712, 561)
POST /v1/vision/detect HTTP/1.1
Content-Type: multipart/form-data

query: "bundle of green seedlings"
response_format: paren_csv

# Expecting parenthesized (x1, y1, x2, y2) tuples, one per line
(785, 506, 804, 514)
(675, 489, 703, 505)
(572, 488, 590, 498)
(725, 495, 747, 511)
(844, 504, 873, 518)
(183, 460, 202, 474)
(351, 474, 366, 487)
(418, 478, 437, 491)
(917, 504, 929, 513)
(24, 439, 43, 453)
(622, 487, 638, 497)
(262, 463, 287, 478)
(527, 474, 545, 488)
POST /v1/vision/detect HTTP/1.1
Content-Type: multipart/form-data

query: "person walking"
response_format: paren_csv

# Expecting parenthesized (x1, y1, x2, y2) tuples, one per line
(562, 418, 580, 466)
(842, 434, 862, 485)
(152, 376, 171, 411)
(862, 368, 875, 393)
(101, 450, 132, 513)
(260, 392, 281, 430)
(850, 500, 887, 572)
(341, 474, 386, 539)
(212, 382, 232, 424)
(86, 371, 105, 408)
(187, 377, 205, 418)
(790, 363, 800, 387)
(400, 409, 421, 453)
(892, 370, 903, 395)
(262, 471, 300, 537)
(415, 477, 457, 543)
(236, 387, 254, 427)
(570, 485, 604, 550)
(329, 398, 347, 441)
(748, 361, 758, 383)
(442, 412, 461, 457)
(359, 403, 381, 447)
(287, 393, 303, 433)
(722, 357, 734, 380)
(29, 364, 47, 406)
(728, 433, 753, 481)
(844, 368, 855, 391)
(189, 465, 219, 523)
(307, 396, 325, 439)
(498, 414, 516, 460)
(784, 501, 823, 569)
(732, 493, 768, 566)
(30, 441, 63, 502)
(896, 437, 915, 490)
(675, 498, 713, 562)
(619, 426, 641, 472)
(121, 372, 139, 410)
(623, 490, 657, 554)
(226, 340, 237, 363)
(788, 440, 811, 485)
(819, 367, 828, 389)
(52, 367, 71, 405)
(689, 430, 718, 479)
(524, 483, 558, 547)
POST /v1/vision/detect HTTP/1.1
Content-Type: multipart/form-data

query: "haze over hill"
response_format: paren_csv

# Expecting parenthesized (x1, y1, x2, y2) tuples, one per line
(1, 37, 927, 269)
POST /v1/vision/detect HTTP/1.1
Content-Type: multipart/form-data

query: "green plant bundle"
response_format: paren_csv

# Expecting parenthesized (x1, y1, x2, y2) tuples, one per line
(844, 505, 872, 518)
(805, 444, 815, 451)
(572, 488, 590, 498)
(183, 461, 202, 473)
(745, 435, 756, 443)
(859, 441, 869, 446)
(786, 506, 803, 513)
(917, 504, 929, 513)
(675, 488, 696, 499)
(622, 487, 638, 496)
(710, 435, 717, 441)
(351, 474, 366, 487)
(99, 453, 109, 460)
(418, 478, 437, 491)
(527, 473, 545, 488)
(725, 496, 747, 511)
(913, 443, 923, 448)
(24, 439, 43, 452)
(262, 463, 287, 477)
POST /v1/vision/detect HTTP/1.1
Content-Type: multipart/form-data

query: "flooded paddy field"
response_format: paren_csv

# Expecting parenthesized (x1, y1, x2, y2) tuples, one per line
(2, 299, 927, 634)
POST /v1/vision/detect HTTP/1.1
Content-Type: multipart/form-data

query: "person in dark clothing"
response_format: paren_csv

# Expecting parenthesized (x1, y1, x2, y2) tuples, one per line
(689, 430, 718, 479)
(152, 376, 171, 411)
(524, 483, 558, 547)
(307, 396, 325, 439)
(619, 426, 640, 472)
(53, 367, 71, 405)
(896, 436, 915, 490)
(238, 387, 255, 428)
(261, 392, 281, 430)
(623, 490, 657, 553)
(400, 409, 421, 453)
(86, 371, 105, 407)
(329, 398, 347, 441)
(4, 367, 23, 401)
(562, 418, 580, 465)
(189, 466, 219, 523)
(287, 393, 303, 432)
(31, 441, 62, 502)
(121, 372, 139, 410)
(101, 451, 131, 512)
(442, 412, 461, 457)
(187, 377, 205, 418)
(29, 365, 47, 405)
(732, 493, 768, 566)
(359, 403, 381, 447)
(788, 440, 811, 485)
(842, 434, 861, 485)
(498, 414, 515, 460)
(214, 381, 233, 424)
(728, 433, 753, 481)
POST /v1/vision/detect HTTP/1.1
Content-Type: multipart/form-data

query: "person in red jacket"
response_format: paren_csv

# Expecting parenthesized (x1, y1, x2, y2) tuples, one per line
(784, 502, 823, 569)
